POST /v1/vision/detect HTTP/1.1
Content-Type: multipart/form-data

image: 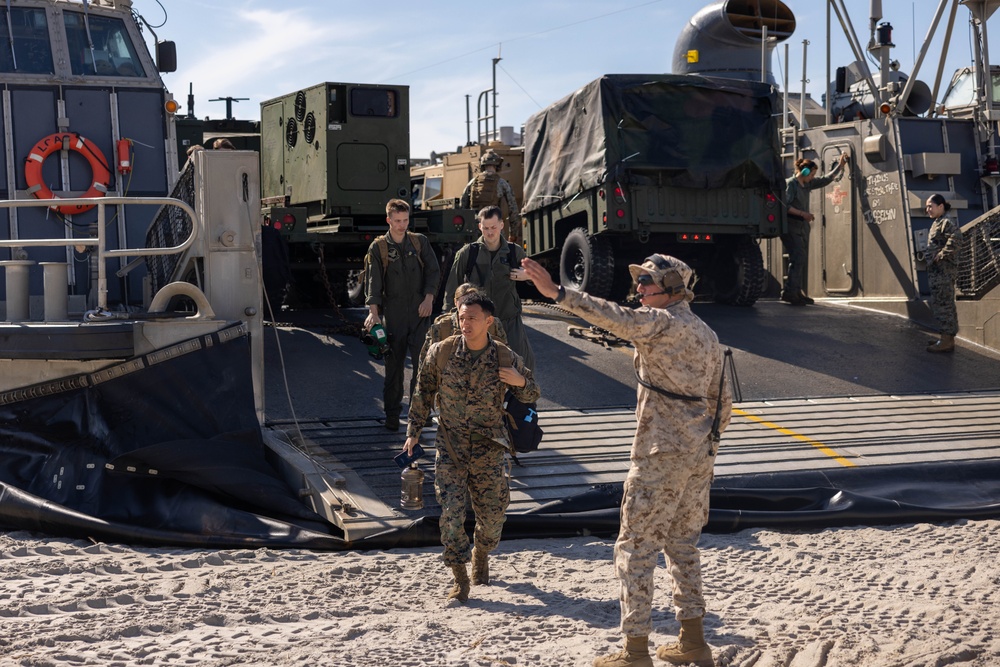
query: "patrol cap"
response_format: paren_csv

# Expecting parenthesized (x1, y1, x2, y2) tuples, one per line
(628, 253, 696, 301)
(480, 150, 503, 167)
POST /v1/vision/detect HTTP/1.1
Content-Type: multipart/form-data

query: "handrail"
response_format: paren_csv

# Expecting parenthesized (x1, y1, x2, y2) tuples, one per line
(0, 196, 200, 310)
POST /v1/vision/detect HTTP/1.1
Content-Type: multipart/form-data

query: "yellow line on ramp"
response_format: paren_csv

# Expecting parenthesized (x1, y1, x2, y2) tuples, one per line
(733, 408, 856, 468)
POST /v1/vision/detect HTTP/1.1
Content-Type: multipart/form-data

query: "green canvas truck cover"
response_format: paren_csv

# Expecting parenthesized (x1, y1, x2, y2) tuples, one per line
(521, 74, 784, 215)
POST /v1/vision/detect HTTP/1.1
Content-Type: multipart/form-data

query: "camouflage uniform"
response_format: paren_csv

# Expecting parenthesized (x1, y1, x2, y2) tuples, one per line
(418, 309, 508, 372)
(364, 232, 440, 421)
(407, 335, 540, 566)
(444, 238, 535, 371)
(782, 165, 842, 297)
(926, 214, 963, 336)
(556, 288, 732, 636)
(461, 174, 520, 234)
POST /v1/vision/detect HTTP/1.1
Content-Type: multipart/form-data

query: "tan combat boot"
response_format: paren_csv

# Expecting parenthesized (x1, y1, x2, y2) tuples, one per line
(471, 546, 490, 585)
(592, 635, 652, 667)
(447, 563, 470, 602)
(656, 617, 714, 666)
(927, 334, 955, 353)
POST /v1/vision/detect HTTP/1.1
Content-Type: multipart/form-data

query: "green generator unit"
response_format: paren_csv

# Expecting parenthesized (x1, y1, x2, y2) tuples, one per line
(261, 82, 411, 236)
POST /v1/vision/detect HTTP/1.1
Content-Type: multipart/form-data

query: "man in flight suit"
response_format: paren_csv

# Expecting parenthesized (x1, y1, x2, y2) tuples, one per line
(444, 205, 535, 371)
(522, 254, 732, 667)
(364, 198, 440, 431)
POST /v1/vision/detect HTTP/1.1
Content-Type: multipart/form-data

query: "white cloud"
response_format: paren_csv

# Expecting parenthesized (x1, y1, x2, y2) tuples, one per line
(168, 8, 377, 115)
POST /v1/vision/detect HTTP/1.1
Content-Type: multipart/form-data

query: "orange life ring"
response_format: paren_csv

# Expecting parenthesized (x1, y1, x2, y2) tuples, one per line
(24, 132, 111, 215)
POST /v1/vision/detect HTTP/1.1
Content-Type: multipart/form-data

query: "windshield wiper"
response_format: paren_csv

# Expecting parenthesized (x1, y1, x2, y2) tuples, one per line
(82, 0, 96, 73)
(5, 0, 17, 71)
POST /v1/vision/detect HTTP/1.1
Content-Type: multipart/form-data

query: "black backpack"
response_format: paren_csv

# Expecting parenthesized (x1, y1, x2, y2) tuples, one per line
(435, 336, 542, 454)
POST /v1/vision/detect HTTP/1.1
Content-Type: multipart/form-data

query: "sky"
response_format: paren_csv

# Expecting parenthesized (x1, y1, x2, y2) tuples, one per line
(130, 0, 997, 159)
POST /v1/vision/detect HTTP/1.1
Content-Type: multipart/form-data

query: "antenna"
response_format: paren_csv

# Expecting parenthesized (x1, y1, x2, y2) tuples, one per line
(209, 96, 249, 120)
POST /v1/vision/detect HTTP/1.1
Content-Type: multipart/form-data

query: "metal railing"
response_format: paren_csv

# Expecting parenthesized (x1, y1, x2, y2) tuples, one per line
(0, 196, 201, 310)
(146, 161, 196, 294)
(957, 207, 1000, 298)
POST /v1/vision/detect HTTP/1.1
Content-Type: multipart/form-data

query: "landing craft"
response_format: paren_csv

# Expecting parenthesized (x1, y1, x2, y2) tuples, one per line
(0, 0, 313, 547)
(0, 0, 999, 550)
(755, 0, 1000, 351)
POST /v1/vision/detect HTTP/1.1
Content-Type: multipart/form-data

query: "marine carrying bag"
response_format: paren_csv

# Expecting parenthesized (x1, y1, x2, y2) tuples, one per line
(436, 336, 542, 454)
(501, 389, 543, 453)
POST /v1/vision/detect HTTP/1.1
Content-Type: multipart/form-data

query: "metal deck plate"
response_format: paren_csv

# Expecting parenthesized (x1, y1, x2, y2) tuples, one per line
(266, 388, 1000, 539)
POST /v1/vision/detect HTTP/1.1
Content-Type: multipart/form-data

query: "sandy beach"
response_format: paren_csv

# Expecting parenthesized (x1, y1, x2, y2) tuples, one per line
(1, 518, 997, 666)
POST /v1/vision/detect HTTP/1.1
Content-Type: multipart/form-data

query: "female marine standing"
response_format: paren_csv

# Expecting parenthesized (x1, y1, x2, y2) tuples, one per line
(924, 194, 963, 353)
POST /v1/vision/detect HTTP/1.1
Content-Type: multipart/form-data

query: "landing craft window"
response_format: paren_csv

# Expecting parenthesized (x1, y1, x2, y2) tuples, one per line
(64, 12, 145, 78)
(0, 8, 54, 74)
(350, 88, 398, 118)
(942, 71, 975, 109)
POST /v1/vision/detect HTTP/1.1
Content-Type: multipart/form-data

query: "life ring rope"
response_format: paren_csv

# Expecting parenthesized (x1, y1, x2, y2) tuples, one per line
(24, 132, 112, 216)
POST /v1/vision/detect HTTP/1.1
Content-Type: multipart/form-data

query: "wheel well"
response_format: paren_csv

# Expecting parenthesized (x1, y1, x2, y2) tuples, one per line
(553, 212, 589, 248)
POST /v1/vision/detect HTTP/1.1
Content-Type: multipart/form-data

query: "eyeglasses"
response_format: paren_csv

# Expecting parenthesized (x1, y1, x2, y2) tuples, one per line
(636, 274, 656, 286)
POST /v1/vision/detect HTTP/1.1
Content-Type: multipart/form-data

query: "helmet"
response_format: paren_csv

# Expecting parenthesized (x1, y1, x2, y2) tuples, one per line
(361, 323, 391, 360)
(627, 254, 697, 301)
(480, 150, 503, 168)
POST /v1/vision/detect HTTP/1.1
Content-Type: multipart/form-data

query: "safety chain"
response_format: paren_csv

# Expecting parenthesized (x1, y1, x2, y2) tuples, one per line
(325, 321, 363, 338)
(315, 244, 343, 320)
(263, 318, 362, 338)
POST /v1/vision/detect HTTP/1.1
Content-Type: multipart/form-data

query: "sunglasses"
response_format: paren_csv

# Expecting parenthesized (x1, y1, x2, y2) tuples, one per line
(636, 274, 656, 286)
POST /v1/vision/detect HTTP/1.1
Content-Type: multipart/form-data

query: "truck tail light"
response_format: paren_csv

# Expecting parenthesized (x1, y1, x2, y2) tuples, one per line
(452, 214, 466, 230)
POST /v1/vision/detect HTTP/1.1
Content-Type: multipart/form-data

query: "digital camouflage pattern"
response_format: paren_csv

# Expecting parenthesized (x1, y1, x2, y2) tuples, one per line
(406, 335, 540, 566)
(444, 238, 535, 371)
(461, 173, 520, 227)
(927, 214, 963, 336)
(364, 231, 440, 419)
(557, 288, 732, 636)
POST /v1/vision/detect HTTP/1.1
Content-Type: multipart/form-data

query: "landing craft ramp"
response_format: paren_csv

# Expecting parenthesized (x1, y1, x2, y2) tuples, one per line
(263, 301, 1000, 542)
(267, 391, 1000, 540)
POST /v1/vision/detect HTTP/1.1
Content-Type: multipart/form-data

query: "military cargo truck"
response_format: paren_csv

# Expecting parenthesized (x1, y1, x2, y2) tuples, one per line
(410, 141, 524, 242)
(260, 82, 478, 305)
(521, 74, 786, 305)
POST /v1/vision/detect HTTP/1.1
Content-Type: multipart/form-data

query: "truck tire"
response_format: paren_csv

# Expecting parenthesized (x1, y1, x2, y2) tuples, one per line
(560, 228, 614, 299)
(713, 237, 765, 307)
